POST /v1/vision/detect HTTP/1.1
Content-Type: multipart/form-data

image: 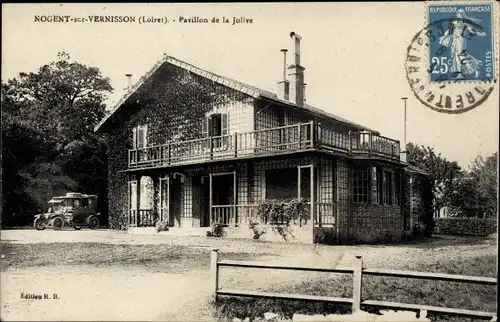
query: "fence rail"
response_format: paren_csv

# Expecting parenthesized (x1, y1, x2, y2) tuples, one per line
(211, 250, 497, 320)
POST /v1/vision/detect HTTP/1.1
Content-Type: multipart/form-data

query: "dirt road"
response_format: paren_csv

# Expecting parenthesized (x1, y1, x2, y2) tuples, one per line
(1, 230, 495, 321)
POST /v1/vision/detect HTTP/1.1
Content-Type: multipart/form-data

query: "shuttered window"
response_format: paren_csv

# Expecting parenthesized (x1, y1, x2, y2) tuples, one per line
(132, 125, 147, 149)
(202, 113, 229, 148)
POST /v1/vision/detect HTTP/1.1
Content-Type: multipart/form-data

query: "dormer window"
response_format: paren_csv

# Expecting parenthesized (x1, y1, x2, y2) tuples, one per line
(202, 113, 228, 148)
(132, 125, 148, 149)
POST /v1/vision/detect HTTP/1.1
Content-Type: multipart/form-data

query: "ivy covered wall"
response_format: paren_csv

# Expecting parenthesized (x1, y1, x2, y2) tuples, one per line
(100, 63, 254, 229)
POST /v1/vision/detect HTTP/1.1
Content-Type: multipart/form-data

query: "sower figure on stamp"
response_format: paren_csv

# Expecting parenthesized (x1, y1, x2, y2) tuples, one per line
(439, 9, 487, 79)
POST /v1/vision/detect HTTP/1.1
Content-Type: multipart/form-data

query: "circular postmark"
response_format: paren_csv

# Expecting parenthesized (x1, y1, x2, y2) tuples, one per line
(405, 14, 497, 114)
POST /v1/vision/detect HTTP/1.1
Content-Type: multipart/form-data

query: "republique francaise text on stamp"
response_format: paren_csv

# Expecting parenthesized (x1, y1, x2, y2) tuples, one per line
(405, 2, 497, 114)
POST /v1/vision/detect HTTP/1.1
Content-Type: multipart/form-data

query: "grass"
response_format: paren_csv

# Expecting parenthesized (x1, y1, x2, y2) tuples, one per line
(0, 242, 266, 273)
(1, 234, 497, 321)
(216, 238, 498, 322)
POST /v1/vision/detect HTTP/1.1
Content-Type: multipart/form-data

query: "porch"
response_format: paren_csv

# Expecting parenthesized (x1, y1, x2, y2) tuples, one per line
(127, 158, 338, 230)
(129, 203, 336, 228)
(127, 121, 401, 170)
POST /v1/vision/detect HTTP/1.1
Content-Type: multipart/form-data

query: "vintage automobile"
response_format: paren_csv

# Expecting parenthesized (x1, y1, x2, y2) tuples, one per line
(34, 193, 100, 231)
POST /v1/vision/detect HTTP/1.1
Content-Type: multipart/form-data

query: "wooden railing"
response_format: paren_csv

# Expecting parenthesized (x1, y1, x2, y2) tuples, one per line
(350, 132, 401, 160)
(128, 122, 401, 169)
(211, 251, 497, 320)
(129, 209, 155, 227)
(210, 203, 335, 227)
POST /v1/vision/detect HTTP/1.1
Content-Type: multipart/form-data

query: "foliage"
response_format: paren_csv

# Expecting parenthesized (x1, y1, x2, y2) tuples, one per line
(469, 153, 497, 218)
(209, 223, 226, 238)
(254, 198, 309, 241)
(103, 63, 246, 228)
(410, 173, 435, 237)
(249, 220, 267, 240)
(155, 220, 170, 233)
(406, 143, 462, 216)
(434, 218, 497, 236)
(441, 152, 498, 219)
(407, 144, 497, 221)
(256, 198, 309, 225)
(2, 52, 112, 226)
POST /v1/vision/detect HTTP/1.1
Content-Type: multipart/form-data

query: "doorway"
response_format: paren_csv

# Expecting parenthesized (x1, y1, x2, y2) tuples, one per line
(169, 177, 182, 227)
(192, 175, 211, 227)
(210, 172, 236, 225)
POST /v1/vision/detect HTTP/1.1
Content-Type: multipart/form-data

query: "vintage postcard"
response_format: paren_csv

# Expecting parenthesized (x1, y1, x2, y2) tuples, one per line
(1, 2, 498, 322)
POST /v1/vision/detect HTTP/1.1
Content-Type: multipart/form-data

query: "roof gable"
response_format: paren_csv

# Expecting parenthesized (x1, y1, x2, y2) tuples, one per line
(94, 54, 378, 133)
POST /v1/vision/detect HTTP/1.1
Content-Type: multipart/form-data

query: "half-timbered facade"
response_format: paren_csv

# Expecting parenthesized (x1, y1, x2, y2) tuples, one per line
(95, 33, 429, 244)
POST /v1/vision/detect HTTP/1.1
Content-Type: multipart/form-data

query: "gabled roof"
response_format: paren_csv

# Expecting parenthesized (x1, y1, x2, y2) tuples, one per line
(94, 54, 378, 133)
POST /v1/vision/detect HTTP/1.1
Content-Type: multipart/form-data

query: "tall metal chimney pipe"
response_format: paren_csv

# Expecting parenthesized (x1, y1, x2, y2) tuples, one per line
(280, 49, 288, 81)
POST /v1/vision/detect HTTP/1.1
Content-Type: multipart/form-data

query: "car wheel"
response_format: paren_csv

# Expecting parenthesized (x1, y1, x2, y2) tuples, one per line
(88, 216, 99, 230)
(34, 218, 45, 231)
(74, 225, 82, 230)
(52, 217, 65, 231)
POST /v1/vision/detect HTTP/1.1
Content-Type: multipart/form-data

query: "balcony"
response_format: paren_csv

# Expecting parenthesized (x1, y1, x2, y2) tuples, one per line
(128, 121, 401, 170)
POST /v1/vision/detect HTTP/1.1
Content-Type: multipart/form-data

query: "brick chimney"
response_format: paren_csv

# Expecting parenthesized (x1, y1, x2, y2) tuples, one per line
(277, 49, 290, 101)
(288, 32, 305, 106)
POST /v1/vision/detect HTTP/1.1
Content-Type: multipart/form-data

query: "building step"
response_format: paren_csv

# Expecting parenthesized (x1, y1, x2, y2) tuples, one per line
(128, 226, 210, 236)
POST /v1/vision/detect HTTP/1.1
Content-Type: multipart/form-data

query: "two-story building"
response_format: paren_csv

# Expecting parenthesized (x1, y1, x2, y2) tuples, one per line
(95, 32, 430, 244)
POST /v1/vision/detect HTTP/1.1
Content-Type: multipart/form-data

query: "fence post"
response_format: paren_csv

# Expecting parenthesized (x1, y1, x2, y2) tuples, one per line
(211, 248, 219, 300)
(352, 255, 363, 314)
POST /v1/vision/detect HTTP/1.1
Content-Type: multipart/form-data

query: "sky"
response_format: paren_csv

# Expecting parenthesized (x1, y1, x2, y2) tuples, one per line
(2, 2, 499, 168)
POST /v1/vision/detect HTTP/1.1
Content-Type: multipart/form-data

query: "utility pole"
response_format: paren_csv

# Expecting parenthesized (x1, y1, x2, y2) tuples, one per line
(401, 97, 408, 150)
(401, 97, 408, 162)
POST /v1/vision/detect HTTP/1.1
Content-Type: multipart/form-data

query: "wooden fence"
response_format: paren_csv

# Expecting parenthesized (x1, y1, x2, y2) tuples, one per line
(210, 249, 497, 320)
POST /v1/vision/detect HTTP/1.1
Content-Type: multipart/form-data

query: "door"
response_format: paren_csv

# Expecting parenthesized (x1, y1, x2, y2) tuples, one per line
(201, 175, 210, 227)
(170, 178, 182, 227)
(71, 198, 86, 224)
(211, 173, 236, 225)
(159, 177, 169, 224)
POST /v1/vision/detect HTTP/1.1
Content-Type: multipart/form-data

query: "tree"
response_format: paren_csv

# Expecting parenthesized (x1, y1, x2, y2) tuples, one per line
(446, 176, 481, 217)
(469, 152, 497, 218)
(406, 143, 463, 216)
(1, 52, 113, 226)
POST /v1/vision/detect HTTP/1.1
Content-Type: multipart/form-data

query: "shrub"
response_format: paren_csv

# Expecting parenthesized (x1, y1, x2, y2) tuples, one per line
(253, 198, 309, 241)
(256, 198, 309, 225)
(434, 217, 497, 236)
(248, 220, 267, 240)
(209, 223, 226, 237)
(155, 220, 169, 233)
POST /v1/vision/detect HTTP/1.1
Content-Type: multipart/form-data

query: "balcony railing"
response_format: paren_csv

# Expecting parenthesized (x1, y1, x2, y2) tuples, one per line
(128, 121, 400, 169)
(211, 202, 336, 227)
(129, 203, 337, 228)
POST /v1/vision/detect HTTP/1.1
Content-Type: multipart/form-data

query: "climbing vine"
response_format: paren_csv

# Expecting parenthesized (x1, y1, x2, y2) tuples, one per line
(102, 62, 252, 229)
(252, 198, 309, 241)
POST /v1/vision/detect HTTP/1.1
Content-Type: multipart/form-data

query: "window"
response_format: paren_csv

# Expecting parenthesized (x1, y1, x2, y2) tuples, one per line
(82, 198, 89, 208)
(383, 171, 392, 205)
(202, 113, 228, 148)
(132, 125, 148, 149)
(265, 167, 311, 201)
(371, 166, 383, 204)
(394, 171, 401, 206)
(353, 165, 369, 203)
(73, 199, 81, 208)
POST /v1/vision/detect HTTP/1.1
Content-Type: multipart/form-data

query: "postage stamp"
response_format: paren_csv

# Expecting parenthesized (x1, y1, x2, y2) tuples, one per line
(428, 3, 495, 83)
(405, 1, 498, 114)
